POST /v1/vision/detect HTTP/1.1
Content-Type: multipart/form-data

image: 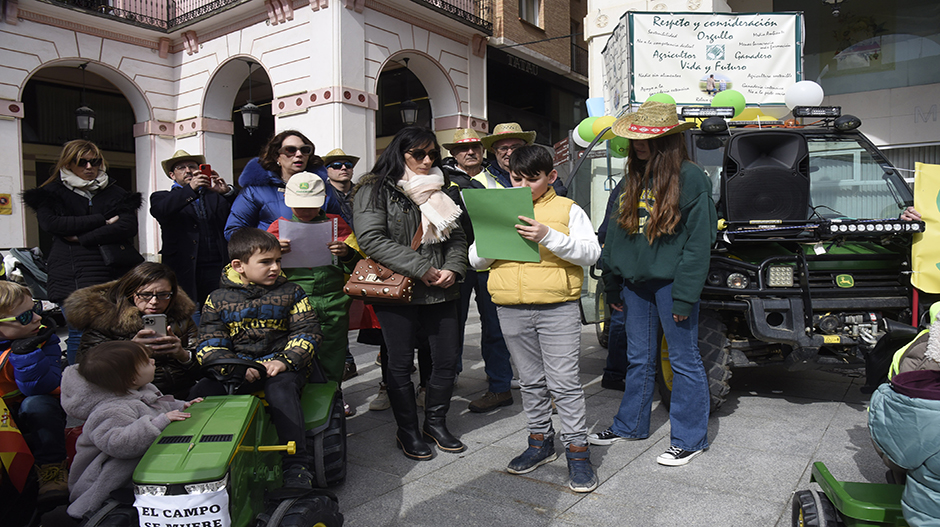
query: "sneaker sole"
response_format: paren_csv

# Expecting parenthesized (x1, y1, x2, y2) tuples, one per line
(588, 434, 637, 446)
(657, 449, 703, 466)
(506, 451, 559, 475)
(468, 398, 513, 413)
(569, 479, 599, 493)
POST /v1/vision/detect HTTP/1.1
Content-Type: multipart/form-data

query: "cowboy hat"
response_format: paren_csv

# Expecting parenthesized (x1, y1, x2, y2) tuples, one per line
(321, 148, 359, 167)
(284, 172, 326, 208)
(161, 150, 206, 175)
(481, 122, 537, 151)
(442, 129, 483, 151)
(611, 101, 695, 140)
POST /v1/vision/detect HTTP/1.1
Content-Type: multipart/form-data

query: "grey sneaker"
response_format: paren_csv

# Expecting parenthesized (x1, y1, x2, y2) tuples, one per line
(369, 383, 390, 411)
(507, 433, 558, 475)
(468, 391, 513, 413)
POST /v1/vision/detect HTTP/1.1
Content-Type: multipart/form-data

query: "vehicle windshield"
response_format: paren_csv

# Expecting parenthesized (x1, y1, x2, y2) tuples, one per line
(691, 132, 912, 220)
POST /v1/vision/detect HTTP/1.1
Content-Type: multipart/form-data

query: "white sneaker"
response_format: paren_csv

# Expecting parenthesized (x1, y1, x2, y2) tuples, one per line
(369, 383, 390, 411)
(656, 446, 704, 466)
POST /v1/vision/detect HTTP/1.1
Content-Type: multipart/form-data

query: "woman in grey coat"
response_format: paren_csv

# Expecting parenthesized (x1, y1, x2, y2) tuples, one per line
(353, 126, 468, 460)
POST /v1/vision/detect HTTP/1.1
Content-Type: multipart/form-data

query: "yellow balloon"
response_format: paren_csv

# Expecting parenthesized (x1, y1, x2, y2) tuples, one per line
(592, 116, 617, 141)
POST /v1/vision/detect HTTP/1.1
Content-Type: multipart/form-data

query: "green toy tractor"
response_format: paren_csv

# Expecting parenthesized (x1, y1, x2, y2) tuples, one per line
(130, 358, 345, 527)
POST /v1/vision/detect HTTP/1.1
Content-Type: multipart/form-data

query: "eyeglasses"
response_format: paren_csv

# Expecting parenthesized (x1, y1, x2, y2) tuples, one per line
(0, 301, 42, 325)
(75, 157, 103, 168)
(406, 149, 440, 162)
(279, 145, 313, 156)
(328, 161, 354, 170)
(495, 144, 524, 154)
(173, 163, 200, 172)
(135, 291, 174, 302)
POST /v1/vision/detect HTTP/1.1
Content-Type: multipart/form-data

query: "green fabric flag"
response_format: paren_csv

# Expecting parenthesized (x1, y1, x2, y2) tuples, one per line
(461, 187, 540, 263)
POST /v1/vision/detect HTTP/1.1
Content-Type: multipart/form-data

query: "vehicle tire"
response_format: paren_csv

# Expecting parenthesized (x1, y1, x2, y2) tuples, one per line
(791, 489, 843, 527)
(656, 309, 733, 414)
(309, 395, 347, 488)
(256, 494, 343, 527)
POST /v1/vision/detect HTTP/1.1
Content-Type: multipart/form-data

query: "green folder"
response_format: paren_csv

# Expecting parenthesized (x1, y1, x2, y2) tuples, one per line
(461, 187, 540, 263)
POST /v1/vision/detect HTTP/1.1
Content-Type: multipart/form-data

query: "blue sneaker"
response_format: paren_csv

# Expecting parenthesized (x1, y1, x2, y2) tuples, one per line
(566, 445, 598, 493)
(507, 433, 558, 475)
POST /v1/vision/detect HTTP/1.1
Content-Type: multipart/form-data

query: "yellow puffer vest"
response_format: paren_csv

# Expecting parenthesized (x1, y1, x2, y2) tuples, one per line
(487, 189, 583, 305)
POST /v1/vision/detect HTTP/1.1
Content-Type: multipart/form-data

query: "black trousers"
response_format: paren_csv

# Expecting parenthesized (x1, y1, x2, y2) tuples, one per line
(190, 370, 309, 467)
(373, 301, 459, 391)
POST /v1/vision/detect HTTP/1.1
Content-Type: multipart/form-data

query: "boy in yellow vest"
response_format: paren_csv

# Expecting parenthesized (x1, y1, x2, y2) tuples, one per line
(468, 145, 601, 492)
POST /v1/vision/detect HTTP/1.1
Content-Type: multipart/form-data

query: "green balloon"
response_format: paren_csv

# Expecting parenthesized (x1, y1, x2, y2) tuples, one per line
(646, 93, 676, 105)
(609, 136, 630, 158)
(712, 89, 746, 118)
(578, 117, 599, 142)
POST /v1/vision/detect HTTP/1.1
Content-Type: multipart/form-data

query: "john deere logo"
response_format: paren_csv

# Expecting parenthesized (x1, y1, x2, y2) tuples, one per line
(836, 274, 854, 288)
(299, 182, 310, 190)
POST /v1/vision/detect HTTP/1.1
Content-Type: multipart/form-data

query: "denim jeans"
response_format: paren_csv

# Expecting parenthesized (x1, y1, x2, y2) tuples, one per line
(458, 270, 513, 392)
(604, 306, 627, 382)
(18, 394, 67, 464)
(610, 280, 710, 452)
(59, 304, 84, 366)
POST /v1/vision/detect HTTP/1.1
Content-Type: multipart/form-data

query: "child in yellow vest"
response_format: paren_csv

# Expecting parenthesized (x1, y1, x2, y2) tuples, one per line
(468, 145, 601, 492)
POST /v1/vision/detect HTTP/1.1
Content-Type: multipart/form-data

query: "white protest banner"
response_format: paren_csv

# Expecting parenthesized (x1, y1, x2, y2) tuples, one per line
(604, 11, 802, 113)
(135, 489, 230, 527)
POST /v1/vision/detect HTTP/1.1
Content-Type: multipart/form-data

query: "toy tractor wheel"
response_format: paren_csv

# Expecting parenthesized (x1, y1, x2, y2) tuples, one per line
(655, 310, 733, 415)
(309, 395, 347, 487)
(791, 489, 843, 527)
(256, 491, 343, 527)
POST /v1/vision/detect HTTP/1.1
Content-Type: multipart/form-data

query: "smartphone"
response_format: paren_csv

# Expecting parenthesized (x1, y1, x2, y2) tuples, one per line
(142, 314, 168, 336)
(199, 163, 212, 176)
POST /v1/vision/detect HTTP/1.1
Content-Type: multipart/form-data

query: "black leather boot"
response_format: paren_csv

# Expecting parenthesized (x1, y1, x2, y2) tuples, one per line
(387, 383, 433, 460)
(423, 383, 467, 453)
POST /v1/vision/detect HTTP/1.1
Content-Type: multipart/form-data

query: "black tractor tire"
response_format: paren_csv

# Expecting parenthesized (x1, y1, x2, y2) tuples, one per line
(656, 309, 733, 415)
(308, 396, 347, 488)
(596, 320, 610, 349)
(791, 489, 843, 527)
(256, 494, 343, 527)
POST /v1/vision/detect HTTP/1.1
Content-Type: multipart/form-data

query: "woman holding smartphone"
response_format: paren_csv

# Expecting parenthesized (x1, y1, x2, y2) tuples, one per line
(63, 262, 198, 398)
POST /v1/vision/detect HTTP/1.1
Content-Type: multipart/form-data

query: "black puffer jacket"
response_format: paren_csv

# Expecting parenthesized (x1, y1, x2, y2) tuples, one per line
(64, 280, 199, 399)
(22, 178, 142, 303)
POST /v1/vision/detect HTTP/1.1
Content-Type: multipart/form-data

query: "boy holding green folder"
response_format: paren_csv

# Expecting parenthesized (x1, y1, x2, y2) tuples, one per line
(467, 145, 601, 493)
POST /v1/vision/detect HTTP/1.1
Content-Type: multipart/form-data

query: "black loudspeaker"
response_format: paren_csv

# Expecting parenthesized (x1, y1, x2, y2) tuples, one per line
(721, 130, 810, 222)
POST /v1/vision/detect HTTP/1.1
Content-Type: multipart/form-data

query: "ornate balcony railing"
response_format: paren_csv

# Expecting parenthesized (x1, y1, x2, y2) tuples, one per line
(40, 0, 250, 32)
(409, 0, 493, 35)
(571, 43, 588, 77)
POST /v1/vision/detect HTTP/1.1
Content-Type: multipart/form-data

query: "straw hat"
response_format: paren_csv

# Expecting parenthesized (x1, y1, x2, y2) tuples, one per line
(284, 172, 326, 208)
(611, 101, 695, 140)
(481, 122, 537, 151)
(442, 129, 483, 151)
(321, 148, 359, 167)
(161, 150, 206, 175)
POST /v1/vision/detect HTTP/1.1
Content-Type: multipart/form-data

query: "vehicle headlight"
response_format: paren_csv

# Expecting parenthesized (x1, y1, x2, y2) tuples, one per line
(767, 265, 794, 287)
(848, 224, 857, 232)
(727, 273, 749, 289)
(135, 484, 168, 496)
(185, 475, 228, 495)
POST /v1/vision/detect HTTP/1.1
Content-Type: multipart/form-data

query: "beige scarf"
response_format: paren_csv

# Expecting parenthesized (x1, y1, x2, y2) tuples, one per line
(398, 166, 462, 244)
(60, 168, 109, 200)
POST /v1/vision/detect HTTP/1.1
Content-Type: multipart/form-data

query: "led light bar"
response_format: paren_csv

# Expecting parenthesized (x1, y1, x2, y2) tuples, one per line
(682, 106, 735, 118)
(792, 106, 842, 118)
(819, 219, 924, 236)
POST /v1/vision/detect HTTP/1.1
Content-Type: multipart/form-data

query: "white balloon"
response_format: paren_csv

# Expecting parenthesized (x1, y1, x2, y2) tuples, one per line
(785, 81, 825, 110)
(571, 132, 591, 149)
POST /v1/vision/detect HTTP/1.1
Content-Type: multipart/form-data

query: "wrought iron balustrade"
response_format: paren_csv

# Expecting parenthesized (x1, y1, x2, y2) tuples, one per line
(41, 0, 249, 31)
(409, 0, 493, 34)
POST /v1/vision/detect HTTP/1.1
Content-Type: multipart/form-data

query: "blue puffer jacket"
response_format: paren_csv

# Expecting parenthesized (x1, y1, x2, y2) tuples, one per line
(1, 330, 62, 399)
(224, 158, 344, 240)
(869, 379, 940, 526)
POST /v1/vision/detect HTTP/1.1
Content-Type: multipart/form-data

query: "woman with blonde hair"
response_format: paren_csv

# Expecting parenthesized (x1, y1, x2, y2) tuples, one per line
(589, 101, 717, 467)
(22, 139, 142, 364)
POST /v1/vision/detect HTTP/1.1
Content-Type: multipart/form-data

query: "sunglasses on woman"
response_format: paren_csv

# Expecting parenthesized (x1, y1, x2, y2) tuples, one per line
(406, 148, 440, 162)
(75, 157, 103, 168)
(279, 145, 314, 156)
(328, 161, 354, 170)
(0, 301, 42, 325)
(135, 291, 174, 302)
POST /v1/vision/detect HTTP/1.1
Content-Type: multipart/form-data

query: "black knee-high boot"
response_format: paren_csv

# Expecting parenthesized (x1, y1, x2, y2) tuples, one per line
(423, 383, 467, 453)
(387, 383, 433, 460)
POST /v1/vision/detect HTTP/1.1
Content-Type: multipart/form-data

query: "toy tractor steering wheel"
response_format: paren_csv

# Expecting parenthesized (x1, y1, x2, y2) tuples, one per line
(200, 357, 267, 395)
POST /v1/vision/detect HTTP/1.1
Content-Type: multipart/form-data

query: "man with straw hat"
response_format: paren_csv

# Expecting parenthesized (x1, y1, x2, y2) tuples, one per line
(441, 129, 515, 413)
(151, 150, 237, 317)
(321, 148, 359, 228)
(480, 122, 566, 196)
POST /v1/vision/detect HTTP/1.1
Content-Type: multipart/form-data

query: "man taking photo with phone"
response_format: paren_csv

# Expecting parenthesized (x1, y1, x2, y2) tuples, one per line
(151, 150, 238, 323)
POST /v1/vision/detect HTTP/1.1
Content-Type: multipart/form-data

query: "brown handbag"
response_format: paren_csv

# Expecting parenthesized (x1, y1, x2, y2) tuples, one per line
(344, 227, 422, 304)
